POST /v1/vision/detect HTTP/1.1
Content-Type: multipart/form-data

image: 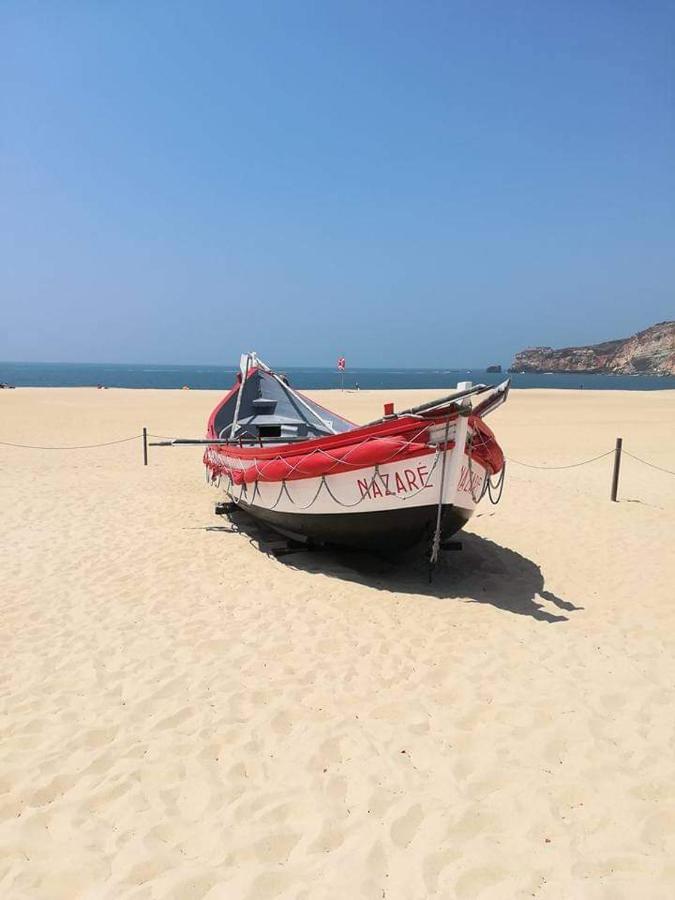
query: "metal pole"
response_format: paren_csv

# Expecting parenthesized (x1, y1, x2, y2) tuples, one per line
(362, 382, 491, 427)
(429, 418, 452, 577)
(611, 437, 622, 501)
(143, 427, 148, 466)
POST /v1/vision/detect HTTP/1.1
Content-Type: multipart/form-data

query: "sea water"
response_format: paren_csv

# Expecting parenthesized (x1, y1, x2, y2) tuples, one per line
(1, 361, 674, 391)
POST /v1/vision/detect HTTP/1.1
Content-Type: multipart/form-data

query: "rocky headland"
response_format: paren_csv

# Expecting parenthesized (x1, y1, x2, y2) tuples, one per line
(510, 321, 674, 376)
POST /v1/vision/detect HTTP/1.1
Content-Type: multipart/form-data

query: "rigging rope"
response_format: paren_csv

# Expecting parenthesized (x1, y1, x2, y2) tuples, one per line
(468, 438, 506, 505)
(219, 447, 443, 512)
(487, 462, 507, 503)
(429, 422, 452, 569)
(204, 422, 440, 483)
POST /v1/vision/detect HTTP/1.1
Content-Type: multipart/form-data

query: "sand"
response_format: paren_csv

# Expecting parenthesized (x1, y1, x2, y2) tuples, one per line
(1, 386, 674, 899)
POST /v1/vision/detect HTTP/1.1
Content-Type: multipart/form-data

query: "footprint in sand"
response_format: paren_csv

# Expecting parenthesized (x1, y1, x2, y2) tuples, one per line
(455, 865, 508, 898)
(270, 710, 293, 735)
(390, 804, 424, 847)
(153, 707, 194, 731)
(28, 774, 75, 807)
(82, 725, 119, 748)
(245, 870, 293, 900)
(253, 831, 300, 864)
(423, 848, 459, 894)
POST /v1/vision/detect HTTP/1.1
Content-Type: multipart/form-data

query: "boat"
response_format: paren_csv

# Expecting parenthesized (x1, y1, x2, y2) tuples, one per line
(202, 353, 509, 555)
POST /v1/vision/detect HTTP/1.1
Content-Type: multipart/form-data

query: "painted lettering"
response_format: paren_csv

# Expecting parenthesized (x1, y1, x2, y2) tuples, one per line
(380, 473, 394, 495)
(355, 464, 436, 500)
(457, 465, 483, 495)
(357, 477, 372, 499)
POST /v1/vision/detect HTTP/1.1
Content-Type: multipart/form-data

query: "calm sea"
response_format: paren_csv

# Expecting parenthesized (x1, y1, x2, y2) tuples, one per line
(1, 361, 674, 392)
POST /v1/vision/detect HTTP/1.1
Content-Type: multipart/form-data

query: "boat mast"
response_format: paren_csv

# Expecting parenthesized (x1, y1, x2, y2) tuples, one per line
(227, 352, 252, 439)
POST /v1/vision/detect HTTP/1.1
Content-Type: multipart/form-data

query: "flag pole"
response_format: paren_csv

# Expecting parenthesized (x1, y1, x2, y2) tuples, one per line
(337, 355, 346, 391)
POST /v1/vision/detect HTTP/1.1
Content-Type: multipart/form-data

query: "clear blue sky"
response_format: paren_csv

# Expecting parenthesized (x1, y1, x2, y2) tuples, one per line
(2, 1, 673, 367)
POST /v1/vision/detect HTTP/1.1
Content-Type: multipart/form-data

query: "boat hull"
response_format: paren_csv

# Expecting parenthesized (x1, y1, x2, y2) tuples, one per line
(230, 497, 473, 551)
(203, 357, 508, 553)
(220, 439, 486, 551)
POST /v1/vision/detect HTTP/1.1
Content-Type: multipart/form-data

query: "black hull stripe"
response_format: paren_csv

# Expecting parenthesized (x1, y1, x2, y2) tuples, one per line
(234, 502, 473, 551)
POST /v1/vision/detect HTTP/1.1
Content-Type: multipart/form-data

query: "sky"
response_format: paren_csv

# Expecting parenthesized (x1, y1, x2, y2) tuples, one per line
(1, 1, 673, 367)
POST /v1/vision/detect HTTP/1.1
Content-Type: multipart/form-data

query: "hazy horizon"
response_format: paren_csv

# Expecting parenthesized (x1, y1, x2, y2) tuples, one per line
(3, 317, 671, 370)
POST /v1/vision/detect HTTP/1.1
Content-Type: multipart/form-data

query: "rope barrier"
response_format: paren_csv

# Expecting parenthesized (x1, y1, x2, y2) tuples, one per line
(0, 435, 141, 450)
(622, 451, 675, 476)
(0, 428, 672, 481)
(506, 450, 614, 470)
(507, 448, 674, 476)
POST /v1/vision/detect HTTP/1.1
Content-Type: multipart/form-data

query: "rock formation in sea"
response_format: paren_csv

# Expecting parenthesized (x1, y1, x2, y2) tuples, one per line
(510, 321, 675, 375)
(486, 364, 502, 373)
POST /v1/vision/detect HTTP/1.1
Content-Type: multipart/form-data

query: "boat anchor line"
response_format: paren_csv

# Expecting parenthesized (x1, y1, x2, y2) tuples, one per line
(430, 419, 453, 568)
(214, 446, 444, 512)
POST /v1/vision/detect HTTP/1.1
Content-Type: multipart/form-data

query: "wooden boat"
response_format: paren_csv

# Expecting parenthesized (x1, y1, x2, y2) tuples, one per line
(202, 353, 509, 554)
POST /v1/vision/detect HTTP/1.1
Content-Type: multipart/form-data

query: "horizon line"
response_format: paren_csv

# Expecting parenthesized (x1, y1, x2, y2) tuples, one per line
(0, 359, 503, 371)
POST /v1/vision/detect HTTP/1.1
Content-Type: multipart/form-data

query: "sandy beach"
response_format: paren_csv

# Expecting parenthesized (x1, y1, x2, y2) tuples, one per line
(1, 386, 674, 900)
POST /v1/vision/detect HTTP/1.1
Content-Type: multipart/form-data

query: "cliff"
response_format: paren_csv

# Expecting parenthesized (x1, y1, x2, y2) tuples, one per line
(510, 321, 675, 376)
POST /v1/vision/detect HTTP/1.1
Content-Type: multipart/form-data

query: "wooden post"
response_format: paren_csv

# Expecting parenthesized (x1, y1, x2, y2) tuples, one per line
(143, 427, 148, 467)
(611, 437, 622, 501)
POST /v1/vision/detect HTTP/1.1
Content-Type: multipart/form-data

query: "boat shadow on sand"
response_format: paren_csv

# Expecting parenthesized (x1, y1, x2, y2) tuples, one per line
(226, 512, 581, 624)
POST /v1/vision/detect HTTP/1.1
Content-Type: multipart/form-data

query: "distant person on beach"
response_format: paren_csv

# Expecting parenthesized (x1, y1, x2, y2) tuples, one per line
(355, 382, 360, 391)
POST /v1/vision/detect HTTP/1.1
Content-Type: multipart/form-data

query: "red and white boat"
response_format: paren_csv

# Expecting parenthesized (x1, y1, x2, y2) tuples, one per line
(203, 353, 509, 554)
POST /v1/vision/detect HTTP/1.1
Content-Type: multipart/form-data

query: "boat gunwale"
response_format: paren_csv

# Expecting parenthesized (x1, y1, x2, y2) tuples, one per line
(205, 407, 462, 461)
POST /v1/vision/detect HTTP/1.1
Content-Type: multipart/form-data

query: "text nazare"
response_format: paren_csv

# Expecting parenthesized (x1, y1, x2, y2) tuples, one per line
(356, 463, 431, 499)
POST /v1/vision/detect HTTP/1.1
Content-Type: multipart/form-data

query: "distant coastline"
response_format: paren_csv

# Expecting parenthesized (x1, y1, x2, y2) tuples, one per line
(2, 361, 675, 392)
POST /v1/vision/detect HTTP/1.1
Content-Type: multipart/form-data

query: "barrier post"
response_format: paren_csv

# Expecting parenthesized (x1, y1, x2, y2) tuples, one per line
(611, 437, 622, 501)
(143, 427, 148, 467)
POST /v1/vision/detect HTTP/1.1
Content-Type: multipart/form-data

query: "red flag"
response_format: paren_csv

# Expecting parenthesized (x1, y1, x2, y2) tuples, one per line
(337, 356, 346, 371)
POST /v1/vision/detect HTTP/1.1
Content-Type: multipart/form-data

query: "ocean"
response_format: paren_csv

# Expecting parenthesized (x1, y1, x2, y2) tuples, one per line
(1, 361, 674, 392)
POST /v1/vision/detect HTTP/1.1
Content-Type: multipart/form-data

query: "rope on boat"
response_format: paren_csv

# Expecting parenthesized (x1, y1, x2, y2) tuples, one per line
(487, 463, 507, 503)
(221, 447, 443, 512)
(429, 421, 452, 570)
(467, 437, 507, 506)
(204, 423, 440, 483)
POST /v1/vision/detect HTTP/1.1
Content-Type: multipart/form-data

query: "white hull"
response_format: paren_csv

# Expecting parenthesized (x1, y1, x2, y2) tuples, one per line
(223, 444, 487, 518)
